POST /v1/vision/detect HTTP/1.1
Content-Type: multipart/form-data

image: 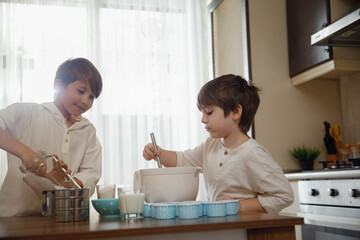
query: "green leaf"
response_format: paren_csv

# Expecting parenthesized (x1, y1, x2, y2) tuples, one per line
(290, 145, 321, 162)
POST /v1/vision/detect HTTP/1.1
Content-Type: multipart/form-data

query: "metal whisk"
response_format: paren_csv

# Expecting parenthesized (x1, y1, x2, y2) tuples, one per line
(150, 133, 162, 168)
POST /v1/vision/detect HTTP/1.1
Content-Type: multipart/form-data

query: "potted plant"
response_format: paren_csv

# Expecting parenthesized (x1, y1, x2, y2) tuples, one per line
(290, 145, 321, 171)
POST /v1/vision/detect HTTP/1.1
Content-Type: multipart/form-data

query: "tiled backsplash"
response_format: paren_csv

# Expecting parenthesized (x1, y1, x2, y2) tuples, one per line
(340, 72, 360, 147)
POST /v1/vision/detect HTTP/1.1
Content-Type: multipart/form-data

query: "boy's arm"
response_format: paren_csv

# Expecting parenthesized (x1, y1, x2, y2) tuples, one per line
(239, 198, 266, 213)
(0, 127, 35, 165)
(143, 143, 177, 167)
(158, 149, 177, 167)
(0, 127, 71, 176)
(217, 195, 266, 213)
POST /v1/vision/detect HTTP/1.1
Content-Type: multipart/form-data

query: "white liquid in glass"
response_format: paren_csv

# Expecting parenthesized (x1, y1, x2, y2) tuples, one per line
(119, 193, 145, 214)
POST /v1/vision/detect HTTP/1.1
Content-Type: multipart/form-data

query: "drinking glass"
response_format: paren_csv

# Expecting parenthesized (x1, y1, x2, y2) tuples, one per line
(96, 184, 116, 199)
(118, 186, 145, 220)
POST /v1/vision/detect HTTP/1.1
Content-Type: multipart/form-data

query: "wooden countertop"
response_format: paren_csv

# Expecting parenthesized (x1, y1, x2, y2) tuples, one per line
(0, 211, 303, 240)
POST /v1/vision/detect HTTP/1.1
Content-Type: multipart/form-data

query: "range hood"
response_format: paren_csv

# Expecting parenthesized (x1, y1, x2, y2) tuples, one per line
(311, 7, 360, 47)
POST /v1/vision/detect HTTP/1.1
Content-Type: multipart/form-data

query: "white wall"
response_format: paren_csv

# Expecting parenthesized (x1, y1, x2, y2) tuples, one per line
(340, 73, 360, 146)
(212, 0, 245, 77)
(248, 0, 343, 170)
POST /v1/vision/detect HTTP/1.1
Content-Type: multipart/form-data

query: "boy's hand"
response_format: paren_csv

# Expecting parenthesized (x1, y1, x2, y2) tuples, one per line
(143, 143, 161, 161)
(73, 177, 83, 188)
(53, 154, 71, 174)
(45, 154, 74, 186)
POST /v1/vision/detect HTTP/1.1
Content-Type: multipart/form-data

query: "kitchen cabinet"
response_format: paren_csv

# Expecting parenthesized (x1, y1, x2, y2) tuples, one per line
(286, 0, 360, 86)
(0, 211, 303, 240)
(286, 0, 331, 78)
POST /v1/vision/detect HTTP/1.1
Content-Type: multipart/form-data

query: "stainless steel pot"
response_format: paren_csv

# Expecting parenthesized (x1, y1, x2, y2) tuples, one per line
(42, 188, 89, 222)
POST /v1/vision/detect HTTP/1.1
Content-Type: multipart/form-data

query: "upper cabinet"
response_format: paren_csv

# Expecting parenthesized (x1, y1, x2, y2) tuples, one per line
(286, 0, 360, 86)
(286, 0, 331, 77)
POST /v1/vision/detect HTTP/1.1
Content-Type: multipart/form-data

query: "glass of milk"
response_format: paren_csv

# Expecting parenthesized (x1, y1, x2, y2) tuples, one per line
(118, 186, 145, 220)
(96, 184, 116, 199)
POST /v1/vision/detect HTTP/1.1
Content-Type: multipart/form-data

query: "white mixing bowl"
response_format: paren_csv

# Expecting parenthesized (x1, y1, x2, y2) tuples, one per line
(134, 167, 201, 203)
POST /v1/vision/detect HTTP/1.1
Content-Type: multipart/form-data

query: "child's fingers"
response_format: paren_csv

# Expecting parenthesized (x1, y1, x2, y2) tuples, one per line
(143, 143, 156, 160)
(143, 149, 153, 160)
(149, 143, 161, 155)
(54, 156, 69, 171)
(58, 160, 68, 170)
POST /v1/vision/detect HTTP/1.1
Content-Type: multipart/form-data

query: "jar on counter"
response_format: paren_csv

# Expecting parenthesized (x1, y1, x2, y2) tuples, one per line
(349, 146, 360, 168)
(338, 148, 350, 165)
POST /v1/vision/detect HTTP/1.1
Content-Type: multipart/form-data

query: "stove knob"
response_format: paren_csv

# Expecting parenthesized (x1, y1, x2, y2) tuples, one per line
(328, 188, 339, 197)
(349, 188, 360, 198)
(308, 188, 319, 196)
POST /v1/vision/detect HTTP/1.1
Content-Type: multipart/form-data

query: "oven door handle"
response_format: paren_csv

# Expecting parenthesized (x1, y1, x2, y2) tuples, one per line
(298, 212, 360, 231)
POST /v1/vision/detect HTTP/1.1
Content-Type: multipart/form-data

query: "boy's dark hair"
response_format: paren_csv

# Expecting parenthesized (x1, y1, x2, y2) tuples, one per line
(55, 58, 102, 98)
(197, 74, 260, 133)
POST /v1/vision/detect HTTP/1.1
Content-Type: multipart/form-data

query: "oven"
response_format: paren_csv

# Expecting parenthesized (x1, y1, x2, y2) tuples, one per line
(298, 178, 360, 240)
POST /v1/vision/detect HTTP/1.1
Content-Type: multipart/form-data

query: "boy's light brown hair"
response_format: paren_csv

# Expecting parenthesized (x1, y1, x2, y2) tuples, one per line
(55, 58, 102, 98)
(197, 74, 260, 133)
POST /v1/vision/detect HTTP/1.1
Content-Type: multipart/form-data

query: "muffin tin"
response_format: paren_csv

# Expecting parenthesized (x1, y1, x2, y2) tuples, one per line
(144, 200, 239, 220)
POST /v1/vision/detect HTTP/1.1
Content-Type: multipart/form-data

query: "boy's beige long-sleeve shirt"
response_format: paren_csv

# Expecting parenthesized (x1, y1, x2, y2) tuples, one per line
(0, 102, 102, 217)
(176, 138, 294, 214)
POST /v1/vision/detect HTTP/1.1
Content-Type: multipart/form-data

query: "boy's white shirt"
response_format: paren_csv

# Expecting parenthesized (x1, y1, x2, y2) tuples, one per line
(0, 102, 102, 217)
(176, 138, 294, 214)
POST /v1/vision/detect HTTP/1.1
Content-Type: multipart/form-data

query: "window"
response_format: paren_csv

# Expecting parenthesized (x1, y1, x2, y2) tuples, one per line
(0, 0, 211, 187)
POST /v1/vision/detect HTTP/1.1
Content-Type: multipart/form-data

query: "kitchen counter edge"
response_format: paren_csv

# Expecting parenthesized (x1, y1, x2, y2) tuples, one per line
(285, 169, 360, 180)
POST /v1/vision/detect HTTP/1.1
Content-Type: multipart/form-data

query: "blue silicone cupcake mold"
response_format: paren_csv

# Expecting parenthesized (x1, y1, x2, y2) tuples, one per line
(154, 203, 176, 220)
(183, 201, 204, 217)
(143, 203, 152, 218)
(144, 200, 238, 220)
(224, 200, 239, 215)
(177, 202, 200, 219)
(204, 201, 227, 217)
(162, 202, 179, 217)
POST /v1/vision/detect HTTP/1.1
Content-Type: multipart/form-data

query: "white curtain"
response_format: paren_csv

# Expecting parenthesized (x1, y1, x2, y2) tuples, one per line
(0, 0, 211, 190)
